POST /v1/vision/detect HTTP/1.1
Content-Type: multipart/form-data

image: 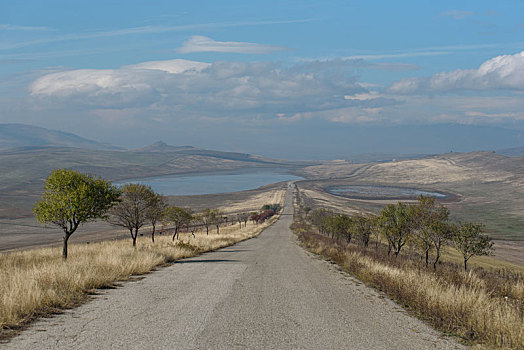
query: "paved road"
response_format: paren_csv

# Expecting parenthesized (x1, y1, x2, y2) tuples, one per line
(4, 184, 463, 349)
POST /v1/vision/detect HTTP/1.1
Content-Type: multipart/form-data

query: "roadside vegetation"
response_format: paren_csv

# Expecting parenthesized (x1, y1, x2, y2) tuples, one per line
(0, 169, 283, 337)
(292, 194, 524, 349)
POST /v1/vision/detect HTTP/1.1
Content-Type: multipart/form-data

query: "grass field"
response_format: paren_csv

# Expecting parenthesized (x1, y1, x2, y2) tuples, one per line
(294, 152, 524, 267)
(0, 182, 287, 252)
(295, 185, 524, 268)
(0, 215, 279, 338)
(291, 199, 524, 349)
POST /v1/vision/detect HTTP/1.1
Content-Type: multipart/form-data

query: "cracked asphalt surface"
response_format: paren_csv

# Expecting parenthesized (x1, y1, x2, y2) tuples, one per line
(3, 184, 464, 349)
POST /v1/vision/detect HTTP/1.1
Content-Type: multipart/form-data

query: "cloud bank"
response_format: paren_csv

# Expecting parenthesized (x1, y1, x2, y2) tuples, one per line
(30, 58, 395, 117)
(389, 51, 524, 94)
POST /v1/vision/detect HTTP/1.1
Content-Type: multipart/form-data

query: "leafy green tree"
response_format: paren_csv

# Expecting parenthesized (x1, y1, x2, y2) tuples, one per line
(452, 222, 493, 271)
(413, 195, 450, 268)
(331, 214, 353, 243)
(366, 214, 381, 249)
(146, 193, 167, 243)
(106, 183, 158, 247)
(429, 219, 452, 270)
(33, 169, 120, 259)
(352, 214, 373, 247)
(378, 202, 415, 256)
(261, 204, 282, 213)
(309, 208, 333, 235)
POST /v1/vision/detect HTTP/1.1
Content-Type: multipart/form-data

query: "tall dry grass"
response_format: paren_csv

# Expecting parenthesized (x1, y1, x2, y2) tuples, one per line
(292, 219, 524, 349)
(0, 218, 276, 335)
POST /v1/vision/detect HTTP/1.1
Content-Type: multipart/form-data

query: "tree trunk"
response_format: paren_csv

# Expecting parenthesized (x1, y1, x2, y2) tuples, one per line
(151, 223, 156, 243)
(433, 253, 440, 271)
(62, 232, 71, 260)
(206, 226, 209, 235)
(132, 228, 138, 247)
(216, 224, 220, 234)
(464, 258, 468, 272)
(425, 247, 429, 267)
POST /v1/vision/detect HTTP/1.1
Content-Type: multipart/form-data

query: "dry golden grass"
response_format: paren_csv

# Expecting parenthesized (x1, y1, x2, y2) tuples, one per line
(0, 217, 277, 334)
(441, 246, 524, 274)
(294, 227, 524, 349)
(217, 186, 286, 215)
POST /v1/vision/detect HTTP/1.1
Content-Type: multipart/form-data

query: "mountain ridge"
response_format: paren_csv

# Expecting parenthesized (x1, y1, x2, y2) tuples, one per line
(0, 123, 123, 151)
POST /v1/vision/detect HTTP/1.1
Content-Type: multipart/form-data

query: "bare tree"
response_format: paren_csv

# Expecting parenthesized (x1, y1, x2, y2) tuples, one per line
(187, 212, 200, 238)
(241, 212, 250, 227)
(164, 206, 192, 240)
(212, 210, 224, 234)
(201, 208, 219, 235)
(146, 193, 167, 243)
(107, 183, 157, 247)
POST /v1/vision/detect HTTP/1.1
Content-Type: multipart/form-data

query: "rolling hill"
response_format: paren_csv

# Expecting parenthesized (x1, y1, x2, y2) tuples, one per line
(0, 139, 311, 219)
(497, 146, 524, 157)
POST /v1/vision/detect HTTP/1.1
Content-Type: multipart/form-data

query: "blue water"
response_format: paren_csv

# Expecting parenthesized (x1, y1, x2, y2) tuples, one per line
(116, 169, 302, 196)
(328, 185, 447, 199)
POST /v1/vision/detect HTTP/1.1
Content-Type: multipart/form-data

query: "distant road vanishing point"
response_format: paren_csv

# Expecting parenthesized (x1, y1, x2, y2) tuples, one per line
(4, 184, 463, 349)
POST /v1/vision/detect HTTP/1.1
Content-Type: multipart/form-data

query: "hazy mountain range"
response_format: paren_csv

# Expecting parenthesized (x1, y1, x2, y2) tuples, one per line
(1, 123, 523, 160)
(0, 124, 123, 151)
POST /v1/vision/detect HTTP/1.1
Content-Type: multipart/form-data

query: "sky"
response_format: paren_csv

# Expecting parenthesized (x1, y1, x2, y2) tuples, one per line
(1, 0, 524, 159)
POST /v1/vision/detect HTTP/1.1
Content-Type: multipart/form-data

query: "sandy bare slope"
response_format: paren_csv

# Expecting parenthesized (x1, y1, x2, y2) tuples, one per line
(3, 186, 463, 349)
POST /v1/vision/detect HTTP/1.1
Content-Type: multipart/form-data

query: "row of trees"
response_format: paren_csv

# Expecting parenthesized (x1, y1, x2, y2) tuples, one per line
(308, 196, 493, 271)
(33, 169, 256, 259)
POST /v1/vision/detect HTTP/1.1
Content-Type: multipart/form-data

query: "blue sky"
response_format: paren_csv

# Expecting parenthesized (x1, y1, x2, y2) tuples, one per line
(1, 1, 524, 158)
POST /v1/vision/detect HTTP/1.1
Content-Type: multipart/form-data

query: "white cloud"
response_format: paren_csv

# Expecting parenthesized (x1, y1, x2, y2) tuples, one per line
(389, 51, 524, 94)
(177, 36, 288, 54)
(29, 58, 390, 114)
(124, 59, 210, 73)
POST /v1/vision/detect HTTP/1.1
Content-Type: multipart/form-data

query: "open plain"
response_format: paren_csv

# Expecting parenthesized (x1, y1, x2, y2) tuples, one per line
(2, 186, 463, 350)
(295, 151, 524, 266)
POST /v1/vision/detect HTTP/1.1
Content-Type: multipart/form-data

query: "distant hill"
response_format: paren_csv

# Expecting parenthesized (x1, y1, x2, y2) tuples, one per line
(0, 123, 123, 150)
(133, 141, 303, 166)
(135, 141, 195, 152)
(0, 141, 314, 218)
(497, 146, 524, 157)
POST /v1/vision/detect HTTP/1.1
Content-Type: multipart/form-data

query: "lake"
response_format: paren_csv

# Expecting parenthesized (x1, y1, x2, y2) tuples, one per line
(327, 185, 447, 200)
(116, 169, 302, 196)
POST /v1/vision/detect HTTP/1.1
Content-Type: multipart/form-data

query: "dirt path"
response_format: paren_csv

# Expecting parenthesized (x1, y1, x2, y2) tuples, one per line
(3, 185, 463, 349)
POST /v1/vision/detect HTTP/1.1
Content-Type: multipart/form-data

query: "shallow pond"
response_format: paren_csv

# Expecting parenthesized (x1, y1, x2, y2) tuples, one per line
(327, 185, 447, 200)
(116, 169, 302, 196)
